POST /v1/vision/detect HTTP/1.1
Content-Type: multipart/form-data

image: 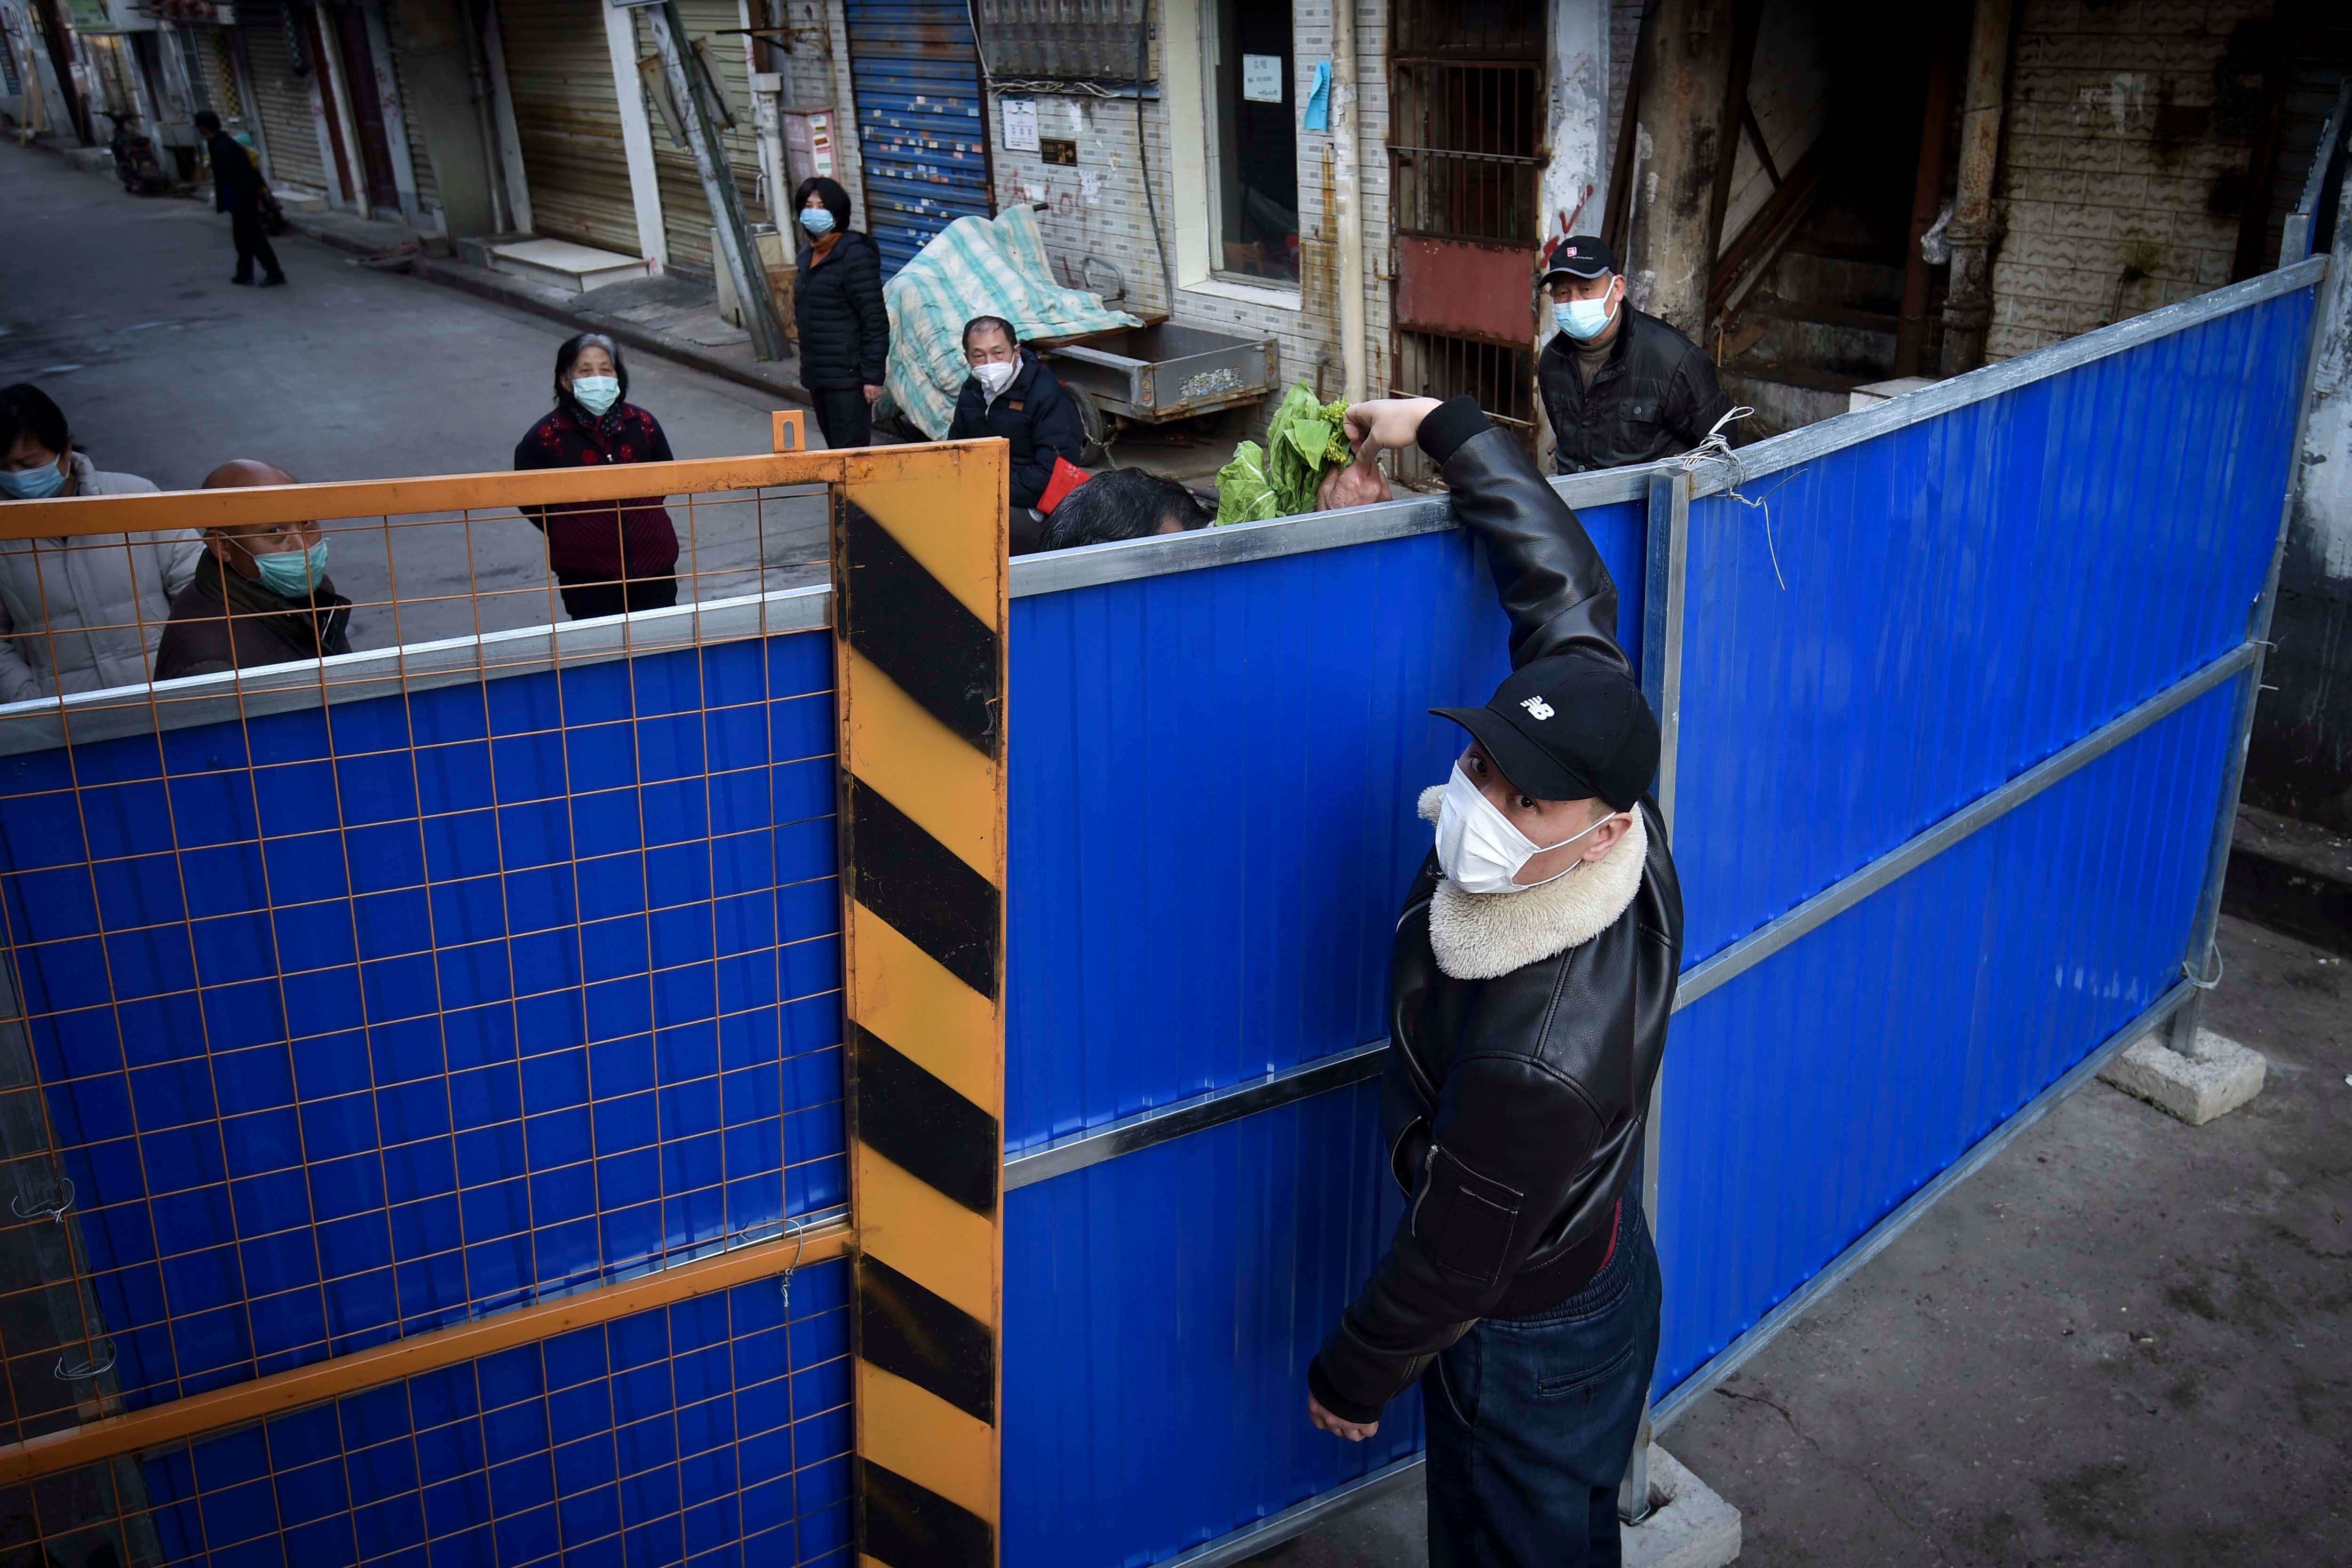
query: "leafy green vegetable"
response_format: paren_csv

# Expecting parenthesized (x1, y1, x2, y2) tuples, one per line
(1216, 382, 1355, 524)
(1215, 441, 1279, 525)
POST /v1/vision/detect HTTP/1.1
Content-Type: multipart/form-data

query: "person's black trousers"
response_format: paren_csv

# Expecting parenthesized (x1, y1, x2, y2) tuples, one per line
(810, 387, 872, 450)
(556, 572, 678, 622)
(230, 206, 284, 283)
(1422, 1194, 1662, 1568)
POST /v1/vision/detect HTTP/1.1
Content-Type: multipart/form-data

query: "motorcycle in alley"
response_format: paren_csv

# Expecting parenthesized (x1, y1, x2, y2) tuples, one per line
(100, 111, 172, 196)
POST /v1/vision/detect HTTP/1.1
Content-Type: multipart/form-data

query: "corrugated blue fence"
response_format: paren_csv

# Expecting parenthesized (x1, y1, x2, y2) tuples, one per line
(0, 259, 2321, 1568)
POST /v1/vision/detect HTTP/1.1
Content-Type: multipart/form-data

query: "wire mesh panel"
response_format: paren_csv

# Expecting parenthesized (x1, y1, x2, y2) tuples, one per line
(0, 443, 872, 1568)
(0, 1259, 854, 1568)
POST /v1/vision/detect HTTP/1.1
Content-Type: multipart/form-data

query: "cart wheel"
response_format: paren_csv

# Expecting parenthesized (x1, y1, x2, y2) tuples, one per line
(1067, 385, 1110, 466)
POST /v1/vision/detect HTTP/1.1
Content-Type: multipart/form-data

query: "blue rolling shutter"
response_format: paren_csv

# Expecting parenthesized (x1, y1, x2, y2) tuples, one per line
(843, 0, 993, 276)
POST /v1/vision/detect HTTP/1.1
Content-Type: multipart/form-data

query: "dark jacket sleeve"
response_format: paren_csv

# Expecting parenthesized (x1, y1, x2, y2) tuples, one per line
(849, 238, 890, 386)
(1418, 396, 1630, 675)
(514, 420, 555, 527)
(1663, 344, 1735, 453)
(1309, 1043, 1608, 1421)
(1008, 370, 1084, 509)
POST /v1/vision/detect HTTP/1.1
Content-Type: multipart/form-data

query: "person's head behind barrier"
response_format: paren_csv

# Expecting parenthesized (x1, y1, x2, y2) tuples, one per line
(1538, 234, 1625, 343)
(552, 332, 628, 417)
(193, 110, 222, 135)
(199, 460, 327, 596)
(1038, 469, 1208, 552)
(0, 384, 73, 500)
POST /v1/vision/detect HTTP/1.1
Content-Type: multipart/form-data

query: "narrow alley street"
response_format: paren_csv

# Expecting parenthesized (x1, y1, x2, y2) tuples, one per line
(0, 144, 827, 650)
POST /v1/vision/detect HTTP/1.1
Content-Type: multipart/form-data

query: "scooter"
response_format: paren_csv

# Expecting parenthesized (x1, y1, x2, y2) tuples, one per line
(100, 111, 172, 196)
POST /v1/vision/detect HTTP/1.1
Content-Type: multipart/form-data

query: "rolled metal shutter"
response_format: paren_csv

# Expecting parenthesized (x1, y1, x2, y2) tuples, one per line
(498, 0, 639, 254)
(389, 44, 441, 218)
(630, 0, 763, 276)
(238, 1, 329, 195)
(842, 0, 990, 276)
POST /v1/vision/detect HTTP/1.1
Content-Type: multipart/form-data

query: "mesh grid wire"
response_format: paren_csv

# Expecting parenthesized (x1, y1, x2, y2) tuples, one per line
(0, 478, 853, 1568)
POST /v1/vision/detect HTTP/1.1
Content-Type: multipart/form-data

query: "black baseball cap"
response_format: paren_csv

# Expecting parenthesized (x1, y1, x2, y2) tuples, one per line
(1538, 234, 1618, 284)
(1432, 652, 1659, 810)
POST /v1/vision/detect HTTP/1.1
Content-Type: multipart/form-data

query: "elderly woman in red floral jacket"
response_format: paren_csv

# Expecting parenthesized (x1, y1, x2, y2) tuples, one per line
(513, 333, 681, 621)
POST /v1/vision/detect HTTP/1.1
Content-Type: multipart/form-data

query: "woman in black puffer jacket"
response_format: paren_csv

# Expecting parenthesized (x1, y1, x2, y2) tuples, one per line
(791, 176, 889, 450)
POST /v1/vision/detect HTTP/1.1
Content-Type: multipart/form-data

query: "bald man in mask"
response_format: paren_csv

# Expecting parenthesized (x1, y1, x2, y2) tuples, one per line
(155, 460, 353, 680)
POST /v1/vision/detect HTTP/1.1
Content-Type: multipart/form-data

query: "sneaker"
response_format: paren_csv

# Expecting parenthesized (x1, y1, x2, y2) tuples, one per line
(260, 275, 287, 287)
(230, 275, 254, 286)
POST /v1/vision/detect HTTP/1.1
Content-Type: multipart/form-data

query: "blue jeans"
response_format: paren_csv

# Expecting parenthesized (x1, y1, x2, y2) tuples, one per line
(1422, 1196, 1662, 1568)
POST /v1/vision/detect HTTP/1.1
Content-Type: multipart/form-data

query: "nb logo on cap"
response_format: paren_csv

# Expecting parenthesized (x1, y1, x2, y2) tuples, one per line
(1519, 696, 1556, 721)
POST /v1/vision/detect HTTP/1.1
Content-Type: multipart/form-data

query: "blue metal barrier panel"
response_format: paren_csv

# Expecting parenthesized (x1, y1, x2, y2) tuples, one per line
(0, 631, 847, 1442)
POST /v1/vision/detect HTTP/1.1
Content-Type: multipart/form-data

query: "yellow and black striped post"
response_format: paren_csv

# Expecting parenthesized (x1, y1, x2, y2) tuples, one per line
(831, 444, 1009, 1568)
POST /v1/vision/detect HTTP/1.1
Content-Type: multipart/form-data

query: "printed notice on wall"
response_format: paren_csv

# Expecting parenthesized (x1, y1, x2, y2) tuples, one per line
(1002, 98, 1040, 152)
(1241, 55, 1284, 103)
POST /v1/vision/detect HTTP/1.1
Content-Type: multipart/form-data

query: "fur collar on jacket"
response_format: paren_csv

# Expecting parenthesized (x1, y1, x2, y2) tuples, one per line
(1415, 784, 1648, 981)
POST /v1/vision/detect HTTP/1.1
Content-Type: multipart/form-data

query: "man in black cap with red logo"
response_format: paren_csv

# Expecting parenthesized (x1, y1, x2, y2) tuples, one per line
(1305, 393, 1682, 1568)
(1538, 233, 1730, 475)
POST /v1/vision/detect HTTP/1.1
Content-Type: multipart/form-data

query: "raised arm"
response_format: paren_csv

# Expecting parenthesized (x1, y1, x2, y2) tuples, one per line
(1349, 395, 1629, 674)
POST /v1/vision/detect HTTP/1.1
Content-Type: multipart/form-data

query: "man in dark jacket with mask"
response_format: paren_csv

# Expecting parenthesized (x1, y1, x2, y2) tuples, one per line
(195, 111, 285, 288)
(156, 461, 352, 679)
(1306, 394, 1682, 1568)
(947, 315, 1085, 545)
(1537, 235, 1727, 475)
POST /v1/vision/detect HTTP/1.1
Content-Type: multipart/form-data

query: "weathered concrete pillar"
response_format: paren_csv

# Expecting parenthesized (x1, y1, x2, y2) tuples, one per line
(1537, 0, 1611, 471)
(1940, 0, 2013, 375)
(1622, 0, 1738, 342)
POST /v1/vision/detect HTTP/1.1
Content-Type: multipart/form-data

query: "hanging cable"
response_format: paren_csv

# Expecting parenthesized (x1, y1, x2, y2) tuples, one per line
(1136, 7, 1172, 310)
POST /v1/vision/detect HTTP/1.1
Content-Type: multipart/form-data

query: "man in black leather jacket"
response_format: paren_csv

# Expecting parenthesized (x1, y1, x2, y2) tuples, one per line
(1306, 394, 1683, 1567)
(1537, 234, 1728, 474)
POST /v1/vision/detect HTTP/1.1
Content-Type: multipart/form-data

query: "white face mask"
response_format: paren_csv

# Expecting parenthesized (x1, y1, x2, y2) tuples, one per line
(1555, 290, 1617, 341)
(1433, 763, 1619, 896)
(973, 358, 1017, 395)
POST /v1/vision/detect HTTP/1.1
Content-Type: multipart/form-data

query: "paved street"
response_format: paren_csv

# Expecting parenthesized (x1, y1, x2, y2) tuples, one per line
(1263, 913, 2352, 1568)
(0, 143, 827, 649)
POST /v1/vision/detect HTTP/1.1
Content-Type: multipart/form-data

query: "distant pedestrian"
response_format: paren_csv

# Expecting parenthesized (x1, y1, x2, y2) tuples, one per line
(1536, 235, 1728, 475)
(1032, 469, 1207, 554)
(513, 333, 681, 621)
(156, 460, 353, 680)
(790, 176, 887, 450)
(0, 383, 202, 701)
(948, 315, 1085, 529)
(196, 110, 285, 288)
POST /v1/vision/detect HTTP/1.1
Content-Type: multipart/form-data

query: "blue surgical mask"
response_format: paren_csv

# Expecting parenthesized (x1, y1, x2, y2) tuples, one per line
(254, 540, 329, 598)
(570, 374, 621, 416)
(1555, 293, 1617, 341)
(0, 458, 68, 501)
(799, 207, 835, 237)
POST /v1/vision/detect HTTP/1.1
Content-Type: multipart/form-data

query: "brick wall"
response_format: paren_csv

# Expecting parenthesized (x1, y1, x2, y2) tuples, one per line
(982, 0, 1394, 432)
(1986, 0, 2271, 360)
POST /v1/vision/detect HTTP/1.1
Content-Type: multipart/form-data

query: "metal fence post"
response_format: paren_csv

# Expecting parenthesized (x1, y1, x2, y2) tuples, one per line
(2171, 204, 2345, 1057)
(1621, 464, 1690, 1522)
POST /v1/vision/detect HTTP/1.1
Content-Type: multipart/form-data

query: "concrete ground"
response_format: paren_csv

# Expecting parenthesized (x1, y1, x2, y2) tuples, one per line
(1259, 914, 2352, 1567)
(0, 142, 827, 649)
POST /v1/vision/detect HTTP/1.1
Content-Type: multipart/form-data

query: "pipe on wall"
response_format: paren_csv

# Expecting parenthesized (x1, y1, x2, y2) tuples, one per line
(1940, 0, 2013, 375)
(1332, 0, 1367, 403)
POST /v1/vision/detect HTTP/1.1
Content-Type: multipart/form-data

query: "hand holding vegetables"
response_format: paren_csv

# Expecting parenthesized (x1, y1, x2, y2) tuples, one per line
(1315, 444, 1391, 511)
(1215, 382, 1362, 524)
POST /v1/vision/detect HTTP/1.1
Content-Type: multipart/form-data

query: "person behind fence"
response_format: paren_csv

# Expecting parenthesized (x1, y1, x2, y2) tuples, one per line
(1304, 394, 1681, 1568)
(948, 315, 1085, 526)
(513, 333, 681, 621)
(791, 177, 888, 451)
(195, 110, 285, 288)
(1031, 469, 1208, 554)
(1536, 234, 1729, 476)
(155, 461, 353, 679)
(0, 383, 202, 702)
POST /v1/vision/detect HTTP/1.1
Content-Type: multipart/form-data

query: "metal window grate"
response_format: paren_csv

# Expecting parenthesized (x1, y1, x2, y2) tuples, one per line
(1391, 332, 1535, 483)
(1388, 62, 1542, 245)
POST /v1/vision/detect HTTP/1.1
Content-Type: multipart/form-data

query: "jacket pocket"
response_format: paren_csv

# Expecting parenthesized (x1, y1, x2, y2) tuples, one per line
(1411, 1145, 1523, 1285)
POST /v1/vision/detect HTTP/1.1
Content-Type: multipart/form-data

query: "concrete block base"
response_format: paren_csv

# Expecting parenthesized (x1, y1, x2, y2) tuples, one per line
(2099, 1028, 2265, 1125)
(1624, 1446, 1741, 1568)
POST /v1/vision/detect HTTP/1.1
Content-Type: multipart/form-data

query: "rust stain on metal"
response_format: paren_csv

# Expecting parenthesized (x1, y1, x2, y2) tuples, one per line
(1394, 234, 1542, 348)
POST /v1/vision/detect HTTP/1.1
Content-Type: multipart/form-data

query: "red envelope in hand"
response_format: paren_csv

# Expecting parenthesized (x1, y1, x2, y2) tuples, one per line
(1037, 458, 1093, 515)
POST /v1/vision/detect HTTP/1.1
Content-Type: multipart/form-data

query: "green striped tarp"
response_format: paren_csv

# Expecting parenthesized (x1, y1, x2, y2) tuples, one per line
(882, 205, 1140, 440)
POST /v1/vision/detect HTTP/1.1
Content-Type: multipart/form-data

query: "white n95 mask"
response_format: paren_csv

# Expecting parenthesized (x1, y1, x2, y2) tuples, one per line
(1434, 763, 1617, 896)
